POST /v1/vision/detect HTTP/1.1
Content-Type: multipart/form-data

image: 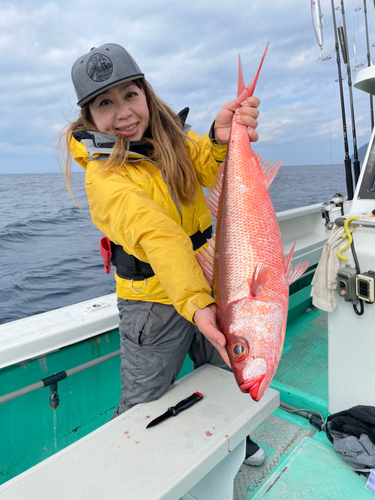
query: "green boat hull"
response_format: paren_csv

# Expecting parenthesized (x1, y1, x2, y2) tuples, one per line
(0, 272, 317, 485)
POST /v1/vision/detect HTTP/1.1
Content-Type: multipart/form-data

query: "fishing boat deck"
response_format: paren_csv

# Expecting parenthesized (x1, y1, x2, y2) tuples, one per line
(270, 307, 328, 411)
(231, 307, 372, 499)
(234, 410, 373, 499)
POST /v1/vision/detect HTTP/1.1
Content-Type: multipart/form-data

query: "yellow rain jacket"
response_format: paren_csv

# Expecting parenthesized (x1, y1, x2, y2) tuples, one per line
(70, 129, 227, 323)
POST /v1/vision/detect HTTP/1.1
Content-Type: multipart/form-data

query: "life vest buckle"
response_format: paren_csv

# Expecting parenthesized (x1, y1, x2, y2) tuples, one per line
(131, 279, 147, 292)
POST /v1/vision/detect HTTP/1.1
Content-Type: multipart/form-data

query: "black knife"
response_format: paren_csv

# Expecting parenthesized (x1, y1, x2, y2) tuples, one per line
(146, 392, 203, 428)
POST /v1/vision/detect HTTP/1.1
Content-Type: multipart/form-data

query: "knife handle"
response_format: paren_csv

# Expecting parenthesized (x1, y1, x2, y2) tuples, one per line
(169, 392, 203, 416)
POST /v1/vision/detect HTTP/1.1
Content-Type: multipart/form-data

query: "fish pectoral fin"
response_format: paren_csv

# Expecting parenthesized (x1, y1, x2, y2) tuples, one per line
(256, 153, 284, 188)
(195, 234, 216, 287)
(204, 161, 225, 221)
(284, 242, 310, 285)
(249, 264, 271, 297)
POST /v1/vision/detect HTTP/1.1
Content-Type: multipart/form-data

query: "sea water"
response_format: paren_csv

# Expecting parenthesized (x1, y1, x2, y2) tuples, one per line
(0, 165, 347, 325)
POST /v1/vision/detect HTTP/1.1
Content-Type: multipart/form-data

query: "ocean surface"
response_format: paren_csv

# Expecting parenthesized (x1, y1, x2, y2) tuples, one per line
(0, 165, 348, 325)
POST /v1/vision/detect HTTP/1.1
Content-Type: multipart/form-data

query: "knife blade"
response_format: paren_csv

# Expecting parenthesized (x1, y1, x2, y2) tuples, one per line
(146, 392, 203, 428)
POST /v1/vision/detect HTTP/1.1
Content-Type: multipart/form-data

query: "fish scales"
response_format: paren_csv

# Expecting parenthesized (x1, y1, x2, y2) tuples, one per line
(215, 123, 285, 310)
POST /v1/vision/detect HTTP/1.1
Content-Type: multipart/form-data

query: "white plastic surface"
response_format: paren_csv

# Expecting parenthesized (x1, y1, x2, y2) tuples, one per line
(0, 365, 279, 500)
(329, 224, 375, 414)
(181, 440, 246, 500)
(0, 293, 119, 369)
(328, 132, 375, 413)
(277, 203, 328, 268)
(354, 64, 375, 95)
(83, 302, 111, 313)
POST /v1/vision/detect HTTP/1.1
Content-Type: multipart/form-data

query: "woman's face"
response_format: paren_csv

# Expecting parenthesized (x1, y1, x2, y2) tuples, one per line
(88, 82, 150, 141)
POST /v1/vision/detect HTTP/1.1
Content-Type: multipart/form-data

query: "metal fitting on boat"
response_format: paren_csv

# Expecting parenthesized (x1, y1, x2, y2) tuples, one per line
(330, 193, 345, 206)
(0, 351, 120, 409)
(335, 217, 375, 229)
(321, 194, 346, 228)
(49, 382, 60, 410)
(321, 201, 336, 226)
(42, 371, 67, 410)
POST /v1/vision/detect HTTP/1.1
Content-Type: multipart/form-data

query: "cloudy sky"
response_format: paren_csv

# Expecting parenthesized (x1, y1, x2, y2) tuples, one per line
(1, 0, 375, 174)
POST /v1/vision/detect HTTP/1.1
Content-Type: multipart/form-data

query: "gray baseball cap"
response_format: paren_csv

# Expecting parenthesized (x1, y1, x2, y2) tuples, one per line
(71, 43, 144, 107)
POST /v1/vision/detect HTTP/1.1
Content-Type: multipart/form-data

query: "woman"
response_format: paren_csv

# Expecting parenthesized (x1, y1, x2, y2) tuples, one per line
(61, 43, 265, 465)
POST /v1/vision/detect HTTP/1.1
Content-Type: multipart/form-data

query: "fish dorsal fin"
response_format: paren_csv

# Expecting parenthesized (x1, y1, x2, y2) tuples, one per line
(284, 242, 310, 285)
(255, 153, 284, 188)
(237, 55, 246, 97)
(204, 160, 225, 221)
(195, 234, 216, 287)
(246, 43, 269, 97)
(249, 264, 271, 297)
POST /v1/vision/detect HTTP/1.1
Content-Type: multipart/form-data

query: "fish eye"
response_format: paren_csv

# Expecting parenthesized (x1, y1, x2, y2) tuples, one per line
(229, 340, 249, 362)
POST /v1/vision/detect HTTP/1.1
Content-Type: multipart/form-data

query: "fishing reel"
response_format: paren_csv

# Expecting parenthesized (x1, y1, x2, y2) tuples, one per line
(321, 193, 346, 229)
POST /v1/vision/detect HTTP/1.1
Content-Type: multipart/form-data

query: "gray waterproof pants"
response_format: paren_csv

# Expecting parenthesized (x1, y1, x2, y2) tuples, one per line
(113, 298, 229, 416)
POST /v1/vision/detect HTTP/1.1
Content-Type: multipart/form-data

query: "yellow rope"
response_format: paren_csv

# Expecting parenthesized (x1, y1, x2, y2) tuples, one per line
(337, 217, 359, 261)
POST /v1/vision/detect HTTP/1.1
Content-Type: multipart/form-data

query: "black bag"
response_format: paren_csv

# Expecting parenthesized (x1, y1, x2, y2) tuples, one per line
(326, 405, 375, 475)
(326, 405, 375, 445)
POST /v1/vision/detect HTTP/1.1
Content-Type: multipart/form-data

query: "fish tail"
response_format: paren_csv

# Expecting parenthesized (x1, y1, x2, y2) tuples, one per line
(246, 43, 269, 97)
(237, 54, 246, 97)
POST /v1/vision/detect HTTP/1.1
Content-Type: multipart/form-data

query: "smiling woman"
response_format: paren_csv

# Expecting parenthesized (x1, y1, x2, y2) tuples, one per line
(57, 42, 264, 464)
(88, 82, 150, 141)
(61, 44, 206, 208)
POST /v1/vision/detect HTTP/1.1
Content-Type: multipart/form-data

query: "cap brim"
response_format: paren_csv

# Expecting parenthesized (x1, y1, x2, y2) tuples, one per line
(77, 74, 144, 107)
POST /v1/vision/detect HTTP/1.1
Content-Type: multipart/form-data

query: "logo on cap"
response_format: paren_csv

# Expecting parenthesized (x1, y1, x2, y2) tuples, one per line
(87, 54, 113, 82)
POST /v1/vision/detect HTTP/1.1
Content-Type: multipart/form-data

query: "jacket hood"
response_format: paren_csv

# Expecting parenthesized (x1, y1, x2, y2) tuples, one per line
(69, 131, 152, 170)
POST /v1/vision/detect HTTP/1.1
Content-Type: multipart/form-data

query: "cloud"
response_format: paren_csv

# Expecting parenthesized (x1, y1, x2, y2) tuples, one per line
(0, 0, 373, 173)
(287, 48, 318, 68)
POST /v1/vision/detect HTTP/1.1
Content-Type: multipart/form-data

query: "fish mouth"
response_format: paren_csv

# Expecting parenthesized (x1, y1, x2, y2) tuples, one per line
(239, 374, 266, 401)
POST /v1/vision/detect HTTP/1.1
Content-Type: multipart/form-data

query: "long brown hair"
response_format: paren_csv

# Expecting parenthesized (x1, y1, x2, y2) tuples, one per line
(58, 78, 198, 206)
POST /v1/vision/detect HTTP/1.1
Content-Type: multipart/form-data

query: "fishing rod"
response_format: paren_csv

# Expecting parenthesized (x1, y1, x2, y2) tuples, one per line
(339, 0, 361, 185)
(363, 0, 374, 130)
(330, 0, 354, 200)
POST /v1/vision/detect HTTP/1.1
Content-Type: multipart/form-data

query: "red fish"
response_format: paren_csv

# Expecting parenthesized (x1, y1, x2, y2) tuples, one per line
(197, 46, 309, 401)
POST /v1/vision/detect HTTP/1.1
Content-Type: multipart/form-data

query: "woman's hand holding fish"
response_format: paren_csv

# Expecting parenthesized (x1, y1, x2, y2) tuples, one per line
(193, 304, 231, 367)
(214, 94, 260, 144)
